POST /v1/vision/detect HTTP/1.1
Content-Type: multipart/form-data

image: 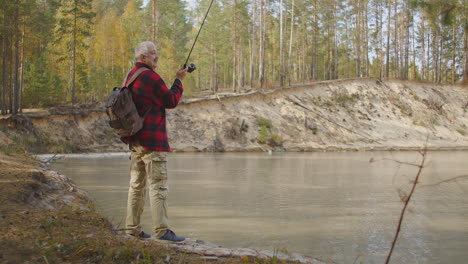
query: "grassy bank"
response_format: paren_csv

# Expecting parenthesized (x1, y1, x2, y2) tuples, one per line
(0, 153, 294, 264)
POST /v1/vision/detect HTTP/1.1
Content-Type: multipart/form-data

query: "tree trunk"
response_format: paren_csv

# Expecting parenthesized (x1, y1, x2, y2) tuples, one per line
(304, 22, 308, 80)
(1, 16, 9, 115)
(279, 0, 284, 86)
(393, 0, 399, 78)
(385, 0, 391, 78)
(19, 25, 25, 113)
(259, 0, 265, 90)
(72, 0, 77, 105)
(355, 0, 362, 78)
(238, 48, 244, 89)
(232, 0, 237, 92)
(421, 10, 426, 80)
(412, 19, 417, 79)
(439, 31, 445, 83)
(463, 38, 468, 85)
(378, 0, 384, 78)
(451, 22, 456, 84)
(288, 0, 295, 86)
(152, 0, 158, 43)
(428, 29, 432, 81)
(434, 27, 440, 83)
(364, 0, 369, 77)
(404, 4, 410, 80)
(312, 0, 318, 80)
(332, 0, 338, 79)
(12, 1, 20, 115)
(463, 20, 468, 85)
(250, 0, 257, 89)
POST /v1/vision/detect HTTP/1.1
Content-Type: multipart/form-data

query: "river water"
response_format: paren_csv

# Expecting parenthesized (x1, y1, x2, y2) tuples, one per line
(50, 151, 468, 264)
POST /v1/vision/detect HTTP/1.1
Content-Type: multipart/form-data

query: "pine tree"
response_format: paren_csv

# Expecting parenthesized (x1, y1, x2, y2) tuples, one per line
(54, 0, 95, 104)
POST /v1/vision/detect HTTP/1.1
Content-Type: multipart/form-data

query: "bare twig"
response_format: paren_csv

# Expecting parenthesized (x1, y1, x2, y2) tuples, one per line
(44, 153, 58, 163)
(385, 148, 427, 264)
(112, 228, 134, 231)
(370, 157, 421, 168)
(352, 255, 361, 264)
(418, 174, 468, 189)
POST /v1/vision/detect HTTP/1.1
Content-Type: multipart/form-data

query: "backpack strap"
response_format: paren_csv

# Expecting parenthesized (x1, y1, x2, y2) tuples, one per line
(122, 67, 153, 118)
(121, 67, 150, 87)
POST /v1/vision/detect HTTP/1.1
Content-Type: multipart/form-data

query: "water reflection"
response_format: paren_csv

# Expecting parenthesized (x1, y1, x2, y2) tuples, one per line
(50, 151, 468, 264)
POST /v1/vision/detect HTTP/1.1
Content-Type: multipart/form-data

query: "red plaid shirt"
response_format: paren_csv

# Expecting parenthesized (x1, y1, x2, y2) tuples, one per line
(122, 62, 183, 152)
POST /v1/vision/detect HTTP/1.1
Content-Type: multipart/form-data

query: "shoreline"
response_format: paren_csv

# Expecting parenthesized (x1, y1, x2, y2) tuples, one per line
(35, 146, 468, 162)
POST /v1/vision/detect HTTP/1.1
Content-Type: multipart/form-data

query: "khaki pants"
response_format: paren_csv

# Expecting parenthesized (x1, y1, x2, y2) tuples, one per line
(126, 141, 169, 238)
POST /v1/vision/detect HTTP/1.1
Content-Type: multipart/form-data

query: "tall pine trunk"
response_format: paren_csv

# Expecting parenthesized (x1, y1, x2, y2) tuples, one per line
(312, 0, 318, 80)
(332, 0, 338, 79)
(19, 25, 25, 113)
(355, 0, 362, 78)
(393, 0, 399, 78)
(462, 5, 468, 85)
(378, 0, 384, 78)
(385, 0, 391, 78)
(421, 10, 426, 80)
(249, 0, 257, 89)
(232, 0, 238, 93)
(364, 0, 369, 77)
(463, 34, 468, 85)
(288, 0, 295, 86)
(71, 0, 77, 105)
(12, 1, 20, 114)
(451, 23, 456, 84)
(1, 18, 9, 115)
(259, 0, 265, 90)
(404, 4, 410, 80)
(279, 0, 284, 86)
(152, 0, 158, 43)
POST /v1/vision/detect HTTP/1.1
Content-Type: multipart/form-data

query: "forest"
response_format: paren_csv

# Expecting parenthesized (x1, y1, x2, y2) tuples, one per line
(0, 0, 467, 114)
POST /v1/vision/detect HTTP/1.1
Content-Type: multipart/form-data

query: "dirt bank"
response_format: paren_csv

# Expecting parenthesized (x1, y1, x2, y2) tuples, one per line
(1, 78, 467, 154)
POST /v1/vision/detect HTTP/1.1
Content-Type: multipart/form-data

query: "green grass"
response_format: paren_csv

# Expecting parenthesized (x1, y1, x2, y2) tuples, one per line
(256, 117, 273, 130)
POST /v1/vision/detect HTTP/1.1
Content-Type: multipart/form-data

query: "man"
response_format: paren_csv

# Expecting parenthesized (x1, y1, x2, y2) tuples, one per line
(123, 41, 187, 242)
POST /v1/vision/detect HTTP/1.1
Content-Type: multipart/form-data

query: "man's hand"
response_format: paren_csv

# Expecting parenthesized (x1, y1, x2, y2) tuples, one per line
(176, 67, 188, 80)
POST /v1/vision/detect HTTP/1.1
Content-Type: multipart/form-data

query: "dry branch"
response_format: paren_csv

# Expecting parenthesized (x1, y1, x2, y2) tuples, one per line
(385, 148, 427, 264)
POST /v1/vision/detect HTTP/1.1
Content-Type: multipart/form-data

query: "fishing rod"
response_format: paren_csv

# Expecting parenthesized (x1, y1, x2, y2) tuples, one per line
(184, 0, 215, 73)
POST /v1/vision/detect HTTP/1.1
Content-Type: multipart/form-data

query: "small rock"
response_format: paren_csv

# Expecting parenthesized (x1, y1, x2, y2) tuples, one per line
(305, 118, 318, 133)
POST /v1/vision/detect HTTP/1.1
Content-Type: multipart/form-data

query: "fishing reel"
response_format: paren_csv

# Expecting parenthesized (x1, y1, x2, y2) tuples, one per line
(183, 63, 196, 73)
(187, 63, 196, 73)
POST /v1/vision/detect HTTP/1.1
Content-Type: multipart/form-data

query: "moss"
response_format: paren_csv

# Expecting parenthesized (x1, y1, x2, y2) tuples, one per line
(256, 117, 273, 130)
(335, 92, 359, 106)
(258, 126, 269, 144)
(0, 143, 26, 155)
(269, 133, 283, 146)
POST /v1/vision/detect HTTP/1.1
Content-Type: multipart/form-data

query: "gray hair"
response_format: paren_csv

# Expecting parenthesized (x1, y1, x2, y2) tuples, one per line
(135, 41, 156, 60)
